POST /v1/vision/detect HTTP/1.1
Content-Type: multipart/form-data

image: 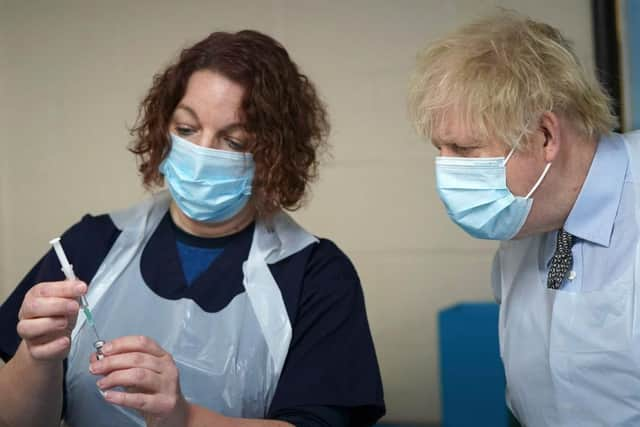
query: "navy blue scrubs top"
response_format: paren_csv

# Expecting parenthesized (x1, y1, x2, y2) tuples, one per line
(0, 212, 385, 426)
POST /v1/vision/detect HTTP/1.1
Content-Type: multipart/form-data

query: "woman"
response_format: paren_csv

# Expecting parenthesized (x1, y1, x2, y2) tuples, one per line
(0, 30, 384, 427)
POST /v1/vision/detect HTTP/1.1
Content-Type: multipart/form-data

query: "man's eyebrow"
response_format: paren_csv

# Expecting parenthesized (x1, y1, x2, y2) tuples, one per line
(433, 135, 482, 147)
(432, 136, 456, 146)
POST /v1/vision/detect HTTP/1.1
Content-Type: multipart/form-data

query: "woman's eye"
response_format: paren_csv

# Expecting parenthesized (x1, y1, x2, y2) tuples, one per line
(224, 137, 246, 151)
(175, 126, 196, 136)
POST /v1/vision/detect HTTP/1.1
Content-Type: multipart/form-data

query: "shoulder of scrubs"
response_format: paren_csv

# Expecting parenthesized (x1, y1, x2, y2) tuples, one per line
(268, 238, 386, 427)
(0, 214, 120, 361)
(271, 405, 350, 427)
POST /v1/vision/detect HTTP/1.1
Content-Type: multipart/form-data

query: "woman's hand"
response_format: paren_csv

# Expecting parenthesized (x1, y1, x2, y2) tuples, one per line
(16, 280, 86, 361)
(89, 335, 189, 427)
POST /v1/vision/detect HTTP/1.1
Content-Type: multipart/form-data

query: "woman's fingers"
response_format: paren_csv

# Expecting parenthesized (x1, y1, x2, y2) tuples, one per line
(26, 335, 70, 360)
(97, 367, 162, 393)
(18, 280, 86, 321)
(90, 352, 164, 376)
(16, 280, 87, 362)
(92, 337, 186, 421)
(101, 336, 166, 358)
(102, 390, 177, 415)
(16, 316, 68, 340)
(18, 296, 79, 320)
(34, 281, 87, 299)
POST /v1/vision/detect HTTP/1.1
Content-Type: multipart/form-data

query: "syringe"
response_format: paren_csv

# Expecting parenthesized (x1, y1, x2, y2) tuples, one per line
(49, 237, 105, 360)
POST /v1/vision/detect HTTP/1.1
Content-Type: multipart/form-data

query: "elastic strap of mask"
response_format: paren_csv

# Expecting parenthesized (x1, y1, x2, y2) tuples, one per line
(503, 146, 516, 166)
(525, 162, 552, 199)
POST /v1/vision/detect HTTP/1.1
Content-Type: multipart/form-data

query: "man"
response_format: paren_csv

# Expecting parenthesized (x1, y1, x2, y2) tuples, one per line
(410, 12, 640, 426)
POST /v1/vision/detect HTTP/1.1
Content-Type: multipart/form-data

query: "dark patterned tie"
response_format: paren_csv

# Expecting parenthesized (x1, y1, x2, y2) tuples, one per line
(547, 229, 575, 290)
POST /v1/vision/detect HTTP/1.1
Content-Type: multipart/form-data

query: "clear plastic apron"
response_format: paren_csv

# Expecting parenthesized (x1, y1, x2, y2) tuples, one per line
(64, 191, 317, 426)
(496, 132, 640, 426)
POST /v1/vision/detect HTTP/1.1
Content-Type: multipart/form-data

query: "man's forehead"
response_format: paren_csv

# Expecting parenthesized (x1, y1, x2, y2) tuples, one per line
(432, 117, 482, 145)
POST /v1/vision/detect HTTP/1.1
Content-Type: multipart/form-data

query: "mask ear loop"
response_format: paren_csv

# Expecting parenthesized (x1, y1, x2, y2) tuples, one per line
(503, 146, 517, 166)
(503, 143, 552, 199)
(525, 162, 552, 198)
(525, 128, 553, 198)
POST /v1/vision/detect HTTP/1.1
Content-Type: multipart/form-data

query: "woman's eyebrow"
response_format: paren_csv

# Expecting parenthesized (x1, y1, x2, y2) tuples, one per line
(217, 123, 247, 135)
(174, 104, 200, 123)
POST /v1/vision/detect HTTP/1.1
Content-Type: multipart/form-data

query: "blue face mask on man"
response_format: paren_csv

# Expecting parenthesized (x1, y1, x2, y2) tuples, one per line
(435, 148, 551, 240)
(160, 133, 255, 223)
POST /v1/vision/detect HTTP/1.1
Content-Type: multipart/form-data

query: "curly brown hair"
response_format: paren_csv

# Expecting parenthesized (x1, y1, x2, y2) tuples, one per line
(129, 30, 330, 216)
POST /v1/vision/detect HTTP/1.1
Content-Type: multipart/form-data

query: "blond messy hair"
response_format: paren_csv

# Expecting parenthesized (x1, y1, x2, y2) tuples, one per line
(408, 12, 618, 148)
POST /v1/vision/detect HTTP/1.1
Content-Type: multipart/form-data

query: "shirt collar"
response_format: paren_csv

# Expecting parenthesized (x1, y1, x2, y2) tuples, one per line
(563, 133, 628, 247)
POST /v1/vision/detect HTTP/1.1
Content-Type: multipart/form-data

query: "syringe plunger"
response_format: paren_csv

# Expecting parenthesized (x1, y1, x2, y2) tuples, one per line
(49, 237, 77, 280)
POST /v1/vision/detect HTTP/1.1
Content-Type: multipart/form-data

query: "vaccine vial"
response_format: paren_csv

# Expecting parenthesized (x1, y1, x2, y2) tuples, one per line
(94, 340, 105, 360)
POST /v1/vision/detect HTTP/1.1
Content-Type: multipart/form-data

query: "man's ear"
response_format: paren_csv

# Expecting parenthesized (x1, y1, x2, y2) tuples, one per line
(539, 111, 561, 163)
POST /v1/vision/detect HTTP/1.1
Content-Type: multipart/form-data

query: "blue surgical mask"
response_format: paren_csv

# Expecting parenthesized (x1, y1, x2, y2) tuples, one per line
(160, 133, 255, 223)
(435, 148, 551, 240)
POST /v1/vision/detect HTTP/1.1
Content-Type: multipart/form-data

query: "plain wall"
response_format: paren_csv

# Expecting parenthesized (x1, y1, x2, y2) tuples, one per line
(0, 1, 594, 423)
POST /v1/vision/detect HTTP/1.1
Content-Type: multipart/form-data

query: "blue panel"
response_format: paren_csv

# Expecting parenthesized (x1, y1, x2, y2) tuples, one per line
(627, 0, 640, 130)
(438, 303, 508, 427)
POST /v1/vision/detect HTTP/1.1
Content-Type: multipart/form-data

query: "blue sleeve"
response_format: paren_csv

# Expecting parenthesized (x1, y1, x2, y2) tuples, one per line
(0, 214, 120, 362)
(268, 240, 385, 426)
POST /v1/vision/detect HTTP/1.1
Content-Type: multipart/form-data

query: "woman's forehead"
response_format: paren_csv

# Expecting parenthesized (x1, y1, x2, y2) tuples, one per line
(176, 70, 245, 125)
